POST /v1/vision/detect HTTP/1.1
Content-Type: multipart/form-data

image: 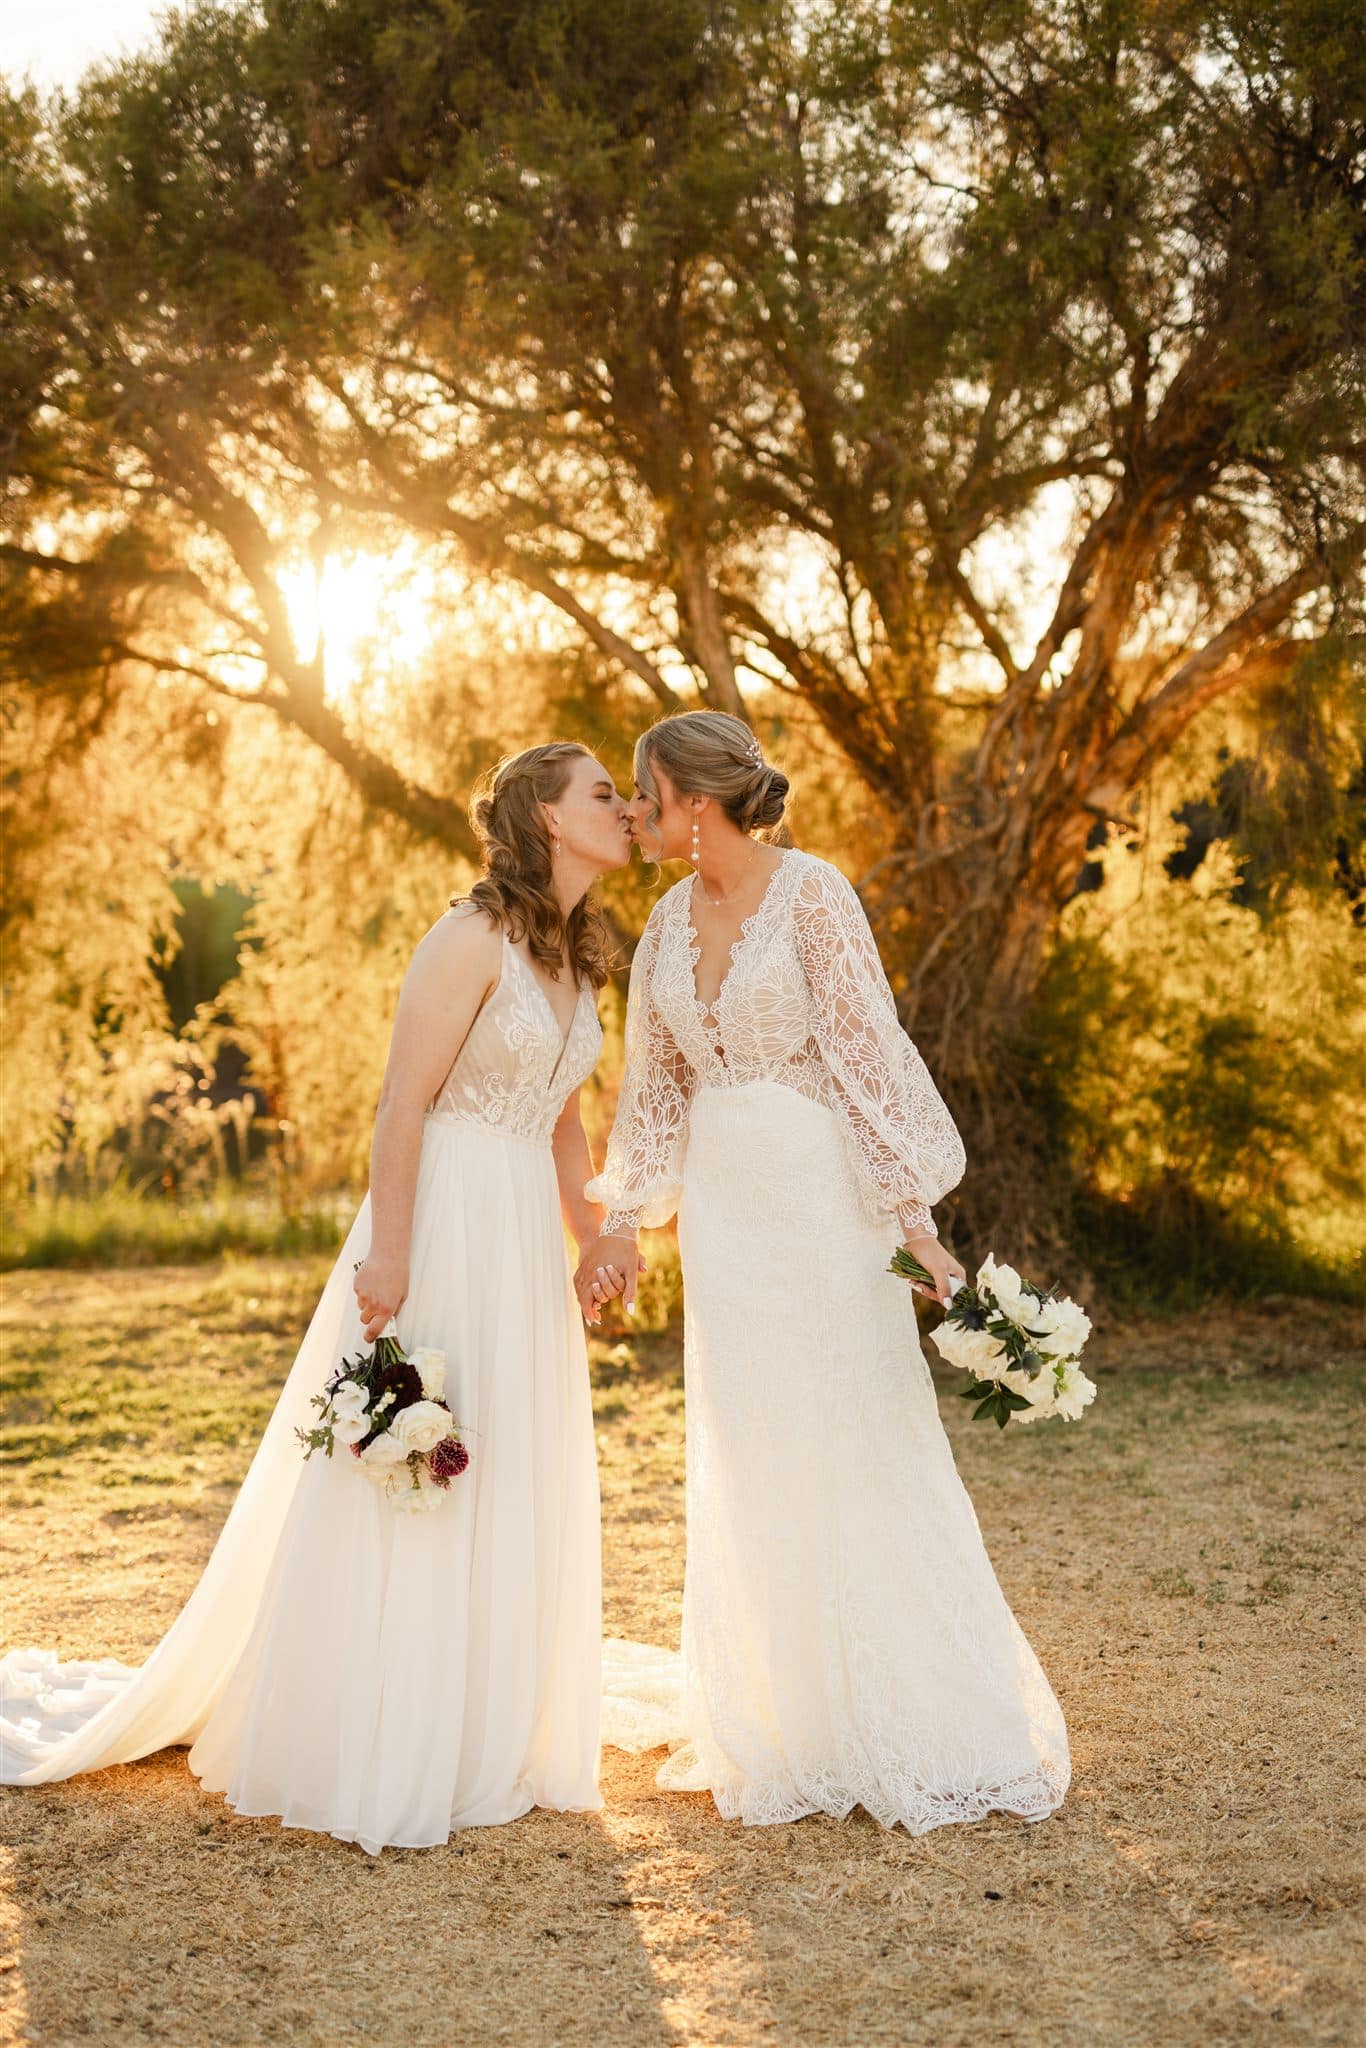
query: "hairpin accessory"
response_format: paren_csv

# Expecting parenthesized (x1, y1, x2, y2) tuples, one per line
(744, 735, 763, 767)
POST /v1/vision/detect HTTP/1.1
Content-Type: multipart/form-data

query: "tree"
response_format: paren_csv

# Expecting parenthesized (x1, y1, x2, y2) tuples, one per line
(4, 0, 1363, 1226)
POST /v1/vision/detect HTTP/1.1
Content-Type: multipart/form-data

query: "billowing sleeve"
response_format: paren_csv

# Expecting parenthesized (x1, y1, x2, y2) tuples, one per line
(583, 907, 695, 1234)
(792, 857, 966, 1240)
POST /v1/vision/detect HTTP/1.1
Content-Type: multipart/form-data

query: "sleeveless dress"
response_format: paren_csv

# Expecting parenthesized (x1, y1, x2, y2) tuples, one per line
(1, 927, 605, 1854)
(590, 848, 1070, 1834)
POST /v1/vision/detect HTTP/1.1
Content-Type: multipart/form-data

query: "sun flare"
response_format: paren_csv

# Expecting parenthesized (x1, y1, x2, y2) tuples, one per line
(277, 539, 451, 706)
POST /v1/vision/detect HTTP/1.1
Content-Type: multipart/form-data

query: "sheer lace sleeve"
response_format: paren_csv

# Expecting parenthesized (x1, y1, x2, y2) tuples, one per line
(584, 905, 695, 1233)
(793, 857, 966, 1240)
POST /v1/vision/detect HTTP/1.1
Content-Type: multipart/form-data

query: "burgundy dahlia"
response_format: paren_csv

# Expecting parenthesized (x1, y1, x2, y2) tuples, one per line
(373, 1358, 424, 1413)
(429, 1436, 470, 1483)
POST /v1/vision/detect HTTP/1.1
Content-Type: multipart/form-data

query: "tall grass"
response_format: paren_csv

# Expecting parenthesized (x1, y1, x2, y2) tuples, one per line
(1, 1186, 348, 1272)
(3, 1183, 1357, 1311)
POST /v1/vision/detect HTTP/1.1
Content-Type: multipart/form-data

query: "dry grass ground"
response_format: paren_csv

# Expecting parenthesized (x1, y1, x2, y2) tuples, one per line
(1, 1259, 1362, 2048)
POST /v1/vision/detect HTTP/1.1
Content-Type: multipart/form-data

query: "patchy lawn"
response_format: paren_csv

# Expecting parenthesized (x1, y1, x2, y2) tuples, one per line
(1, 1261, 1362, 2048)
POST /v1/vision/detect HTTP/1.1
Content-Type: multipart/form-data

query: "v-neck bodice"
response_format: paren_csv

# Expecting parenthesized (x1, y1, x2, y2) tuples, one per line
(661, 847, 817, 1080)
(686, 850, 792, 1031)
(427, 927, 602, 1144)
(584, 848, 967, 1237)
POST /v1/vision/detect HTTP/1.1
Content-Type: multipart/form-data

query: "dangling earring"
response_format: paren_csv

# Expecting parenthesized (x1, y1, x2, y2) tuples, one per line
(691, 812, 701, 866)
(552, 832, 562, 858)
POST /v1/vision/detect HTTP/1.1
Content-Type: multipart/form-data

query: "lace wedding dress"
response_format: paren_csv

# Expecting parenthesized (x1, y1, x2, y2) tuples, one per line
(1, 926, 605, 1854)
(590, 848, 1070, 1832)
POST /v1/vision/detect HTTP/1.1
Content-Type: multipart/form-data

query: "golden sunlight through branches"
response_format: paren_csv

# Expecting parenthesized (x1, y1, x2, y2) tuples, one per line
(277, 540, 452, 706)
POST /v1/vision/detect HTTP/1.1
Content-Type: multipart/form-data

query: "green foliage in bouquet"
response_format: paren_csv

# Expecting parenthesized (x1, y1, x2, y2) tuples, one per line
(295, 1330, 414, 1459)
(889, 1249, 1096, 1429)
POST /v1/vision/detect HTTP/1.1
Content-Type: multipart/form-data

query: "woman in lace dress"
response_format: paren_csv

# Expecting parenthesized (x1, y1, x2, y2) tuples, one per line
(2, 743, 633, 1854)
(577, 711, 1070, 1834)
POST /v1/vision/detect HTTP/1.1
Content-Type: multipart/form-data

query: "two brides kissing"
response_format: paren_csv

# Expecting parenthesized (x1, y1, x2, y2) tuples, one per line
(1, 711, 1069, 1855)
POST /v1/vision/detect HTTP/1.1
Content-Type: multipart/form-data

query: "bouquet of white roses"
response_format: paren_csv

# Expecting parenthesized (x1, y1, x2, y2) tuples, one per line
(296, 1325, 471, 1512)
(890, 1248, 1097, 1429)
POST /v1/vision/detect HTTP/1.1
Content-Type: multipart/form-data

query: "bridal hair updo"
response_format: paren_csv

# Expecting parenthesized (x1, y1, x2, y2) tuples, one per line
(458, 742, 613, 989)
(633, 711, 791, 842)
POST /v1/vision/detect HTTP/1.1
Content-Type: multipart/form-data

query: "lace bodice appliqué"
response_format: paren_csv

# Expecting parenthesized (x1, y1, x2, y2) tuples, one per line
(585, 849, 966, 1231)
(678, 854, 817, 1080)
(428, 929, 602, 1143)
(683, 859, 791, 1068)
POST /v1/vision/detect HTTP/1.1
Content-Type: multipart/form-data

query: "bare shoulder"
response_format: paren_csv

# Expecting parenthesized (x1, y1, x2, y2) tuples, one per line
(407, 901, 503, 993)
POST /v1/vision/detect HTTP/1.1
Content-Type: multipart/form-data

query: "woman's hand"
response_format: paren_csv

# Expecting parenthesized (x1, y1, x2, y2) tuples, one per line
(353, 1253, 409, 1342)
(900, 1232, 966, 1309)
(573, 1234, 647, 1323)
(576, 1261, 625, 1322)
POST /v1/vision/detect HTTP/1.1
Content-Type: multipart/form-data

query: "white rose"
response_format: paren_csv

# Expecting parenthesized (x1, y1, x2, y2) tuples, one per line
(975, 1255, 1034, 1328)
(1052, 1361, 1098, 1422)
(408, 1347, 447, 1401)
(391, 1471, 445, 1513)
(360, 1430, 408, 1472)
(1031, 1295, 1093, 1358)
(390, 1399, 451, 1456)
(331, 1410, 370, 1447)
(931, 1321, 1007, 1377)
(331, 1381, 369, 1423)
(993, 1363, 1055, 1423)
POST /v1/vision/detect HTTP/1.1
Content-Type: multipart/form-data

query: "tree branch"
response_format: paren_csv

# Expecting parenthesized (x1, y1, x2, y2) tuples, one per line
(1086, 524, 1366, 801)
(109, 640, 478, 855)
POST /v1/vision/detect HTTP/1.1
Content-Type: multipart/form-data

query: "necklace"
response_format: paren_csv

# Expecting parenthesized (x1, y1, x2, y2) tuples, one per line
(695, 848, 766, 908)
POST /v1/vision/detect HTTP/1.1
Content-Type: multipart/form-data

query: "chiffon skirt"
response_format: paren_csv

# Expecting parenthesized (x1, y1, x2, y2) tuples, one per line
(603, 1078, 1070, 1833)
(1, 1117, 603, 1854)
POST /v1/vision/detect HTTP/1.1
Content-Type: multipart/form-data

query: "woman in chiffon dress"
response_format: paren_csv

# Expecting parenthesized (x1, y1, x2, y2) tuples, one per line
(1, 742, 634, 1854)
(579, 711, 1070, 1836)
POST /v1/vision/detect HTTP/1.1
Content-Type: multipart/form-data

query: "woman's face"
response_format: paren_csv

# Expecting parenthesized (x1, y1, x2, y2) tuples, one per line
(545, 753, 633, 874)
(626, 756, 699, 863)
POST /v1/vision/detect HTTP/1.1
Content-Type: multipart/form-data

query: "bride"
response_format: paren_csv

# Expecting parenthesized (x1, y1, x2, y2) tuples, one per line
(575, 710, 1070, 1834)
(1, 742, 633, 1853)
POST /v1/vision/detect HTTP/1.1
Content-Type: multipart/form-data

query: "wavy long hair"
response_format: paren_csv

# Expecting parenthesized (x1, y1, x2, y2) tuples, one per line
(458, 743, 614, 989)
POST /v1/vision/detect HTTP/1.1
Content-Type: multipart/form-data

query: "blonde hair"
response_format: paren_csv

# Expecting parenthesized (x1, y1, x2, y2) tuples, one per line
(458, 743, 613, 989)
(633, 711, 791, 842)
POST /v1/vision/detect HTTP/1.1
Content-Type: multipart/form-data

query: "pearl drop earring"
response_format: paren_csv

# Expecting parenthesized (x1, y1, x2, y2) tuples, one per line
(691, 813, 701, 866)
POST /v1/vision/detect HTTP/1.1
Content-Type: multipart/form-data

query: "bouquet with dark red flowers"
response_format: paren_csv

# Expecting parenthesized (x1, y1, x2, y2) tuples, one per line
(296, 1325, 470, 1512)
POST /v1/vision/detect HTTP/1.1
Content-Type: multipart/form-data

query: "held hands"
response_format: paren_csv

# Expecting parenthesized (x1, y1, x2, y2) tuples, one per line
(353, 1252, 409, 1343)
(573, 1233, 648, 1325)
(901, 1233, 967, 1308)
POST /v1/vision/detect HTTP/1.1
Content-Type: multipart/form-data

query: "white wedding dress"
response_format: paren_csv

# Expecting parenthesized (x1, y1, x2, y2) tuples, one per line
(590, 848, 1070, 1832)
(1, 925, 605, 1854)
